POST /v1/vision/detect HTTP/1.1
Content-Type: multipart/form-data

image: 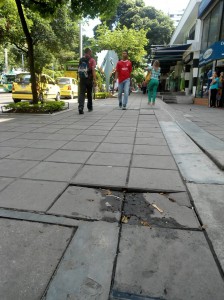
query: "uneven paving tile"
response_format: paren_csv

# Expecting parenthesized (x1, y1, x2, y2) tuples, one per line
(113, 126, 136, 132)
(44, 221, 119, 300)
(62, 141, 99, 151)
(187, 183, 224, 271)
(0, 219, 73, 300)
(136, 131, 164, 138)
(137, 127, 162, 132)
(45, 149, 92, 164)
(134, 144, 171, 155)
(128, 168, 186, 192)
(22, 162, 81, 182)
(111, 225, 224, 300)
(0, 159, 38, 177)
(97, 143, 133, 154)
(123, 192, 199, 228)
(132, 154, 177, 170)
(7, 148, 55, 161)
(71, 165, 128, 188)
(48, 186, 122, 222)
(0, 179, 67, 211)
(86, 152, 131, 167)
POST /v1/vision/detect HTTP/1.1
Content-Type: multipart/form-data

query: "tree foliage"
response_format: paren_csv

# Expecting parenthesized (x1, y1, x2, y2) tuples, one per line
(99, 0, 174, 56)
(95, 24, 147, 64)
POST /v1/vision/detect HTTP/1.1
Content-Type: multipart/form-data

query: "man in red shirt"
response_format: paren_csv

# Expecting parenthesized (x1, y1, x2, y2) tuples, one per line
(78, 48, 96, 114)
(114, 50, 132, 109)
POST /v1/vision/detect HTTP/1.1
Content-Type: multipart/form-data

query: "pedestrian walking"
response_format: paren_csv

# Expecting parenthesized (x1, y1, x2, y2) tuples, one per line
(78, 48, 97, 114)
(218, 72, 224, 107)
(209, 71, 219, 108)
(147, 60, 161, 106)
(114, 50, 132, 110)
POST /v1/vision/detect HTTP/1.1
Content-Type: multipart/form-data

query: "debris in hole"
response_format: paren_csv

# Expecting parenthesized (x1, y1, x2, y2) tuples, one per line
(121, 215, 130, 224)
(101, 189, 112, 196)
(152, 203, 163, 213)
(140, 220, 151, 227)
(168, 197, 176, 202)
(105, 202, 111, 207)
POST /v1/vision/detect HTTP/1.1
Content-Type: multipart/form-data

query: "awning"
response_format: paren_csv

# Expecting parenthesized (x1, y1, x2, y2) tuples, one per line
(199, 40, 224, 67)
(152, 44, 191, 73)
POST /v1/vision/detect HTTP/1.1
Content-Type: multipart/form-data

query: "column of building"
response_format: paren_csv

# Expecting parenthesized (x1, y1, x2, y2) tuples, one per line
(184, 64, 191, 95)
(192, 53, 199, 96)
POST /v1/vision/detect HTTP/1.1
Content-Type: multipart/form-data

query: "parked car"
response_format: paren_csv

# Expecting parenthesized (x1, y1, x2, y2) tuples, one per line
(56, 77, 78, 99)
(12, 73, 60, 103)
(2, 74, 16, 92)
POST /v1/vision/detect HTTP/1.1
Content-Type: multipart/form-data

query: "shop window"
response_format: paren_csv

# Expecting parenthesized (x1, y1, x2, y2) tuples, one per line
(201, 15, 210, 52)
(207, 2, 222, 47)
(220, 10, 224, 40)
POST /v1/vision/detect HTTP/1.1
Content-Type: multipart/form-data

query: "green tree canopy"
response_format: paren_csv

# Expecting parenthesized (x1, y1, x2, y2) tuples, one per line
(94, 24, 147, 65)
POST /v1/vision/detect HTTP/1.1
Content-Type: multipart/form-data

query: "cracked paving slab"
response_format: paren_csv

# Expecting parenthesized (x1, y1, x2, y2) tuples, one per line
(123, 192, 199, 229)
(48, 186, 123, 222)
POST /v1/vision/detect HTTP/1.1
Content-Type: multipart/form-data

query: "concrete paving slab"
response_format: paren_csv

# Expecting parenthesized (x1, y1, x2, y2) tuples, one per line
(31, 127, 59, 133)
(45, 149, 92, 164)
(8, 126, 35, 133)
(71, 165, 128, 188)
(168, 191, 192, 206)
(97, 143, 133, 154)
(46, 133, 77, 140)
(174, 153, 224, 184)
(128, 168, 186, 192)
(0, 146, 22, 158)
(0, 208, 80, 227)
(134, 145, 171, 155)
(135, 137, 167, 146)
(83, 129, 109, 136)
(22, 162, 81, 182)
(0, 219, 73, 300)
(136, 131, 164, 138)
(0, 179, 67, 211)
(103, 136, 135, 144)
(73, 134, 105, 142)
(131, 154, 177, 170)
(113, 126, 136, 132)
(111, 225, 224, 300)
(27, 139, 67, 149)
(137, 127, 162, 132)
(0, 159, 38, 177)
(107, 130, 136, 137)
(62, 140, 99, 151)
(0, 138, 37, 147)
(44, 221, 119, 300)
(205, 149, 224, 170)
(139, 109, 155, 114)
(19, 132, 52, 140)
(86, 152, 131, 167)
(123, 192, 199, 228)
(0, 177, 14, 191)
(48, 186, 122, 222)
(56, 129, 84, 135)
(7, 147, 55, 161)
(187, 183, 224, 270)
(0, 131, 25, 142)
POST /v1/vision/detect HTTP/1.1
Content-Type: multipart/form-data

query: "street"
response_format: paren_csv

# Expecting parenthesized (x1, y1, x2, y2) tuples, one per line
(0, 93, 224, 300)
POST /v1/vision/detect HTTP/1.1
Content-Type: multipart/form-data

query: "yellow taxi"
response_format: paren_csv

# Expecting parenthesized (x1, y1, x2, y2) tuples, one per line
(12, 73, 60, 103)
(56, 77, 78, 99)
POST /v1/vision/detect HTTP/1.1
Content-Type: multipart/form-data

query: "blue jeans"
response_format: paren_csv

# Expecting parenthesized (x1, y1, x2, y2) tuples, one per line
(118, 78, 130, 106)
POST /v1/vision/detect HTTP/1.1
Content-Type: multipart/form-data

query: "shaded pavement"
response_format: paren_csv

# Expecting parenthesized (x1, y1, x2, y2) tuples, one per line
(0, 93, 224, 299)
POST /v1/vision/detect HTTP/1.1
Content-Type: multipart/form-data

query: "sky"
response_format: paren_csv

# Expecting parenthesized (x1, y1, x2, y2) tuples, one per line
(82, 0, 190, 37)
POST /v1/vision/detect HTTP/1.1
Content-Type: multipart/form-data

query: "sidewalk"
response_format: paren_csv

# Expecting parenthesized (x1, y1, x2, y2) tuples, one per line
(0, 93, 224, 300)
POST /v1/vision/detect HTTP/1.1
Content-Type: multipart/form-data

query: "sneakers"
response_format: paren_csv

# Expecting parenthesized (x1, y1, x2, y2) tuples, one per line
(122, 105, 126, 110)
(88, 108, 93, 112)
(79, 110, 84, 115)
(119, 102, 122, 108)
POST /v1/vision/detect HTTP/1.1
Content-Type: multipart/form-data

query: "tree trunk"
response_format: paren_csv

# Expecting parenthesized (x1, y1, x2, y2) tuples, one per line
(15, 0, 38, 104)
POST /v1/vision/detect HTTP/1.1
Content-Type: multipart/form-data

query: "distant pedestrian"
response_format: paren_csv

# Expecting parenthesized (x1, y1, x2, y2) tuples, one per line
(218, 72, 224, 107)
(114, 50, 132, 110)
(147, 60, 161, 106)
(78, 48, 97, 114)
(209, 71, 219, 108)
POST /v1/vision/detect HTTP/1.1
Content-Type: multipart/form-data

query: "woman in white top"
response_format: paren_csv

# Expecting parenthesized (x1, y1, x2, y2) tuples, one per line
(147, 60, 161, 106)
